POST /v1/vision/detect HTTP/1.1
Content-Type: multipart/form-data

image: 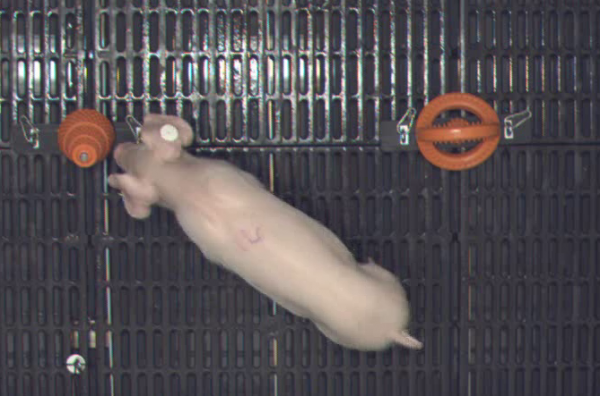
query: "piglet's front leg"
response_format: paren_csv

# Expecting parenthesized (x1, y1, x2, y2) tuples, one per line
(108, 173, 159, 219)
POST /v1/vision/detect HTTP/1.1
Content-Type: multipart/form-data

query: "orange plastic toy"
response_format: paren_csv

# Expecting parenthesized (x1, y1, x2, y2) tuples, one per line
(415, 93, 501, 171)
(58, 109, 115, 168)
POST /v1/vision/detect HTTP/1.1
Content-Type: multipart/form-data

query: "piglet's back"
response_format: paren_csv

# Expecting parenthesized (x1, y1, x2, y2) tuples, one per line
(198, 159, 357, 262)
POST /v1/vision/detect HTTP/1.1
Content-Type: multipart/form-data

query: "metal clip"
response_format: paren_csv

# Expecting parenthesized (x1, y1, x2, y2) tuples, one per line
(125, 115, 142, 143)
(503, 108, 532, 140)
(19, 116, 40, 149)
(397, 107, 417, 146)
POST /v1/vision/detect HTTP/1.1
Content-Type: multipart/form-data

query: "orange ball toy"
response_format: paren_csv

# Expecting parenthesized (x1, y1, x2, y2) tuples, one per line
(57, 109, 115, 168)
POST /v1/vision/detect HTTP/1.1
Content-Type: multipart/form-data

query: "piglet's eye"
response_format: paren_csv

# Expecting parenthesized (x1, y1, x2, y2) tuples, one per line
(160, 124, 179, 142)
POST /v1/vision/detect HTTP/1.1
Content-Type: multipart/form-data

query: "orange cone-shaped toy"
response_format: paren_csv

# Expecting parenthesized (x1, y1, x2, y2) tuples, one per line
(58, 109, 115, 168)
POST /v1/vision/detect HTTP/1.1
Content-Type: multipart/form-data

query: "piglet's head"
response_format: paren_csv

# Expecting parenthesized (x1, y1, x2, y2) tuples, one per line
(113, 113, 194, 175)
(108, 114, 194, 219)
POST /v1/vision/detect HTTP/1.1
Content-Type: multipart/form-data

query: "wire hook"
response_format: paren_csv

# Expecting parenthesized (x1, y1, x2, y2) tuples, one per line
(397, 107, 417, 146)
(504, 107, 532, 139)
(19, 115, 40, 149)
(125, 115, 142, 143)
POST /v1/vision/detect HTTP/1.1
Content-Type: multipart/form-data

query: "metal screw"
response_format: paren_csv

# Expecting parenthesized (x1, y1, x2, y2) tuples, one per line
(66, 354, 86, 375)
(79, 153, 89, 162)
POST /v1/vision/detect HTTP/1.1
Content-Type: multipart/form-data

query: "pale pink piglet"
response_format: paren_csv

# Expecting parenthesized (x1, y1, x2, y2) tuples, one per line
(108, 114, 423, 351)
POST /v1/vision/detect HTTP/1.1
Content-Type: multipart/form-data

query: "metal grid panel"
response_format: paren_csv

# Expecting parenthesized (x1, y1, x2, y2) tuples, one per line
(0, 152, 91, 239)
(93, 239, 279, 396)
(463, 0, 600, 141)
(1, 0, 599, 396)
(92, 0, 453, 146)
(460, 146, 600, 396)
(462, 1, 600, 395)
(0, 151, 92, 396)
(0, 240, 91, 396)
(0, 0, 88, 148)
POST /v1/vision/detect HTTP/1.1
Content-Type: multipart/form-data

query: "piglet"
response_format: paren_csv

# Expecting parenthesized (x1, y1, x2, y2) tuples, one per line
(108, 114, 423, 351)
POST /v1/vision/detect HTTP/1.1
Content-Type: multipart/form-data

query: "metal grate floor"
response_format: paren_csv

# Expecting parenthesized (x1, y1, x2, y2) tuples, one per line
(1, 1, 600, 396)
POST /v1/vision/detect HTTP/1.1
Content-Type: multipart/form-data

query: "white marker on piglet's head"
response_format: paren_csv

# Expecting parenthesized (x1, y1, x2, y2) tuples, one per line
(160, 124, 179, 142)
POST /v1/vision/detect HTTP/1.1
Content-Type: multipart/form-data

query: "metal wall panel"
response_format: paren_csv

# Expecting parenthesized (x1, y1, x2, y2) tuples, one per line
(91, 0, 452, 146)
(462, 0, 599, 141)
(0, 0, 89, 148)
